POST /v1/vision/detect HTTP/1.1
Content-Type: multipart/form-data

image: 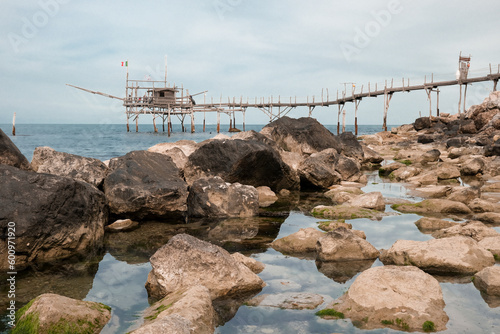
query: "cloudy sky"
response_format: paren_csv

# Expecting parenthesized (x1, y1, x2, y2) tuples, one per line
(1, 0, 499, 126)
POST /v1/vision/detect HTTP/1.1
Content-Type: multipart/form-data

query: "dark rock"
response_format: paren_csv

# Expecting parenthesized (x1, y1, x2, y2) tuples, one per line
(230, 130, 277, 148)
(335, 155, 362, 181)
(417, 134, 435, 144)
(361, 145, 384, 165)
(104, 151, 188, 220)
(459, 119, 477, 134)
(339, 132, 364, 161)
(0, 165, 108, 271)
(446, 137, 466, 148)
(184, 139, 299, 192)
(297, 148, 341, 189)
(261, 116, 341, 155)
(485, 139, 500, 157)
(187, 176, 259, 218)
(420, 149, 441, 163)
(31, 146, 108, 187)
(474, 110, 498, 130)
(414, 117, 431, 131)
(0, 128, 31, 170)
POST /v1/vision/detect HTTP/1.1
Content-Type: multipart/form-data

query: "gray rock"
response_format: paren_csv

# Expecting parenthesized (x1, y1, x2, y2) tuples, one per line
(0, 128, 31, 170)
(187, 177, 259, 218)
(380, 236, 495, 274)
(316, 227, 379, 261)
(104, 151, 188, 220)
(298, 148, 341, 189)
(0, 165, 107, 271)
(31, 146, 108, 187)
(339, 132, 364, 161)
(246, 292, 324, 310)
(414, 117, 431, 131)
(420, 148, 441, 163)
(348, 192, 385, 211)
(361, 145, 383, 165)
(145, 234, 265, 300)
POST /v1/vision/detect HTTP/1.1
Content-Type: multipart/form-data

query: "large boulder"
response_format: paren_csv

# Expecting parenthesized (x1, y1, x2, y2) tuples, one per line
(361, 145, 383, 165)
(260, 116, 341, 155)
(231, 252, 265, 274)
(339, 132, 364, 161)
(184, 139, 299, 192)
(271, 227, 324, 255)
(432, 221, 500, 241)
(460, 157, 486, 175)
(31, 146, 108, 187)
(414, 117, 431, 131)
(392, 199, 472, 214)
(187, 177, 259, 218)
(414, 217, 458, 232)
(103, 151, 188, 220)
(321, 266, 448, 332)
(478, 236, 500, 258)
(412, 185, 452, 198)
(435, 164, 461, 180)
(0, 128, 31, 170)
(0, 165, 107, 271)
(131, 285, 215, 334)
(13, 293, 111, 334)
(145, 234, 265, 300)
(380, 236, 495, 275)
(297, 148, 341, 189)
(316, 227, 379, 262)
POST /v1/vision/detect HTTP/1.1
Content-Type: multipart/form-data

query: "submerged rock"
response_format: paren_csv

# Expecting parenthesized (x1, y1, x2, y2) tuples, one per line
(31, 146, 108, 187)
(0, 165, 107, 271)
(14, 293, 111, 334)
(104, 150, 188, 220)
(311, 205, 385, 220)
(145, 234, 265, 300)
(246, 292, 324, 310)
(380, 236, 495, 275)
(315, 259, 375, 283)
(256, 186, 278, 207)
(321, 266, 448, 332)
(0, 128, 31, 170)
(184, 139, 299, 192)
(132, 285, 215, 334)
(187, 176, 259, 218)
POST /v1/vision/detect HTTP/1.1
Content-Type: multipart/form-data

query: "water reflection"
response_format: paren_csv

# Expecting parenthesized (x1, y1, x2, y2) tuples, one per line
(315, 259, 375, 284)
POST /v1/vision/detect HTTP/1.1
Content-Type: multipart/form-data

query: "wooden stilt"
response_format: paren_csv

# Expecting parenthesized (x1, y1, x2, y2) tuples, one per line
(425, 88, 432, 118)
(136, 116, 139, 132)
(191, 112, 195, 133)
(494, 79, 498, 92)
(217, 111, 220, 133)
(12, 113, 16, 136)
(354, 99, 360, 135)
(167, 109, 171, 137)
(436, 89, 440, 116)
(153, 114, 158, 133)
(230, 118, 233, 130)
(162, 116, 165, 132)
(355, 117, 358, 135)
(126, 114, 130, 132)
(203, 112, 206, 132)
(463, 84, 468, 113)
(383, 92, 393, 131)
(458, 84, 462, 114)
(243, 111, 246, 131)
(342, 106, 346, 133)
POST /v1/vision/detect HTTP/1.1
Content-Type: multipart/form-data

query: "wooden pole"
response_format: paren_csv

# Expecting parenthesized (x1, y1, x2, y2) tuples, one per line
(463, 84, 468, 114)
(436, 89, 440, 116)
(136, 116, 139, 132)
(162, 116, 165, 132)
(167, 108, 171, 137)
(126, 115, 130, 132)
(203, 112, 206, 132)
(191, 111, 195, 133)
(342, 105, 346, 133)
(243, 110, 246, 131)
(153, 114, 158, 133)
(12, 113, 16, 136)
(458, 84, 462, 114)
(217, 111, 220, 133)
(354, 100, 360, 135)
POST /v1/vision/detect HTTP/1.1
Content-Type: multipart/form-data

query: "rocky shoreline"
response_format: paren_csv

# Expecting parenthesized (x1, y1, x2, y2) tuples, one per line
(1, 92, 499, 333)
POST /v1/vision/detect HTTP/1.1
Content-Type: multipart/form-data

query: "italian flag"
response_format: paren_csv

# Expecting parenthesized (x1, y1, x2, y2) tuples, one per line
(121, 61, 128, 67)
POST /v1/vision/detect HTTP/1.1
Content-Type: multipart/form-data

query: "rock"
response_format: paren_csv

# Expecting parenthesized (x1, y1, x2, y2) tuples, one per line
(256, 186, 278, 207)
(446, 137, 466, 148)
(316, 227, 379, 261)
(378, 162, 406, 176)
(246, 292, 324, 310)
(436, 164, 461, 180)
(348, 192, 385, 211)
(460, 157, 486, 175)
(414, 217, 459, 232)
(478, 236, 500, 258)
(14, 293, 110, 334)
(231, 252, 265, 274)
(339, 132, 364, 161)
(315, 259, 375, 283)
(380, 236, 495, 274)
(154, 147, 188, 170)
(407, 171, 438, 186)
(325, 186, 364, 197)
(148, 140, 198, 157)
(412, 185, 452, 198)
(104, 151, 188, 220)
(481, 181, 500, 192)
(297, 148, 341, 189)
(392, 199, 472, 214)
(473, 212, 500, 225)
(419, 148, 441, 163)
(417, 134, 435, 144)
(414, 117, 431, 131)
(446, 186, 477, 204)
(484, 139, 500, 157)
(230, 130, 277, 148)
(323, 266, 448, 332)
(279, 150, 303, 172)
(105, 219, 139, 233)
(0, 165, 107, 271)
(311, 205, 385, 221)
(271, 227, 324, 255)
(432, 221, 500, 241)
(260, 116, 341, 155)
(361, 145, 383, 165)
(184, 139, 299, 192)
(145, 234, 265, 300)
(473, 267, 500, 296)
(468, 198, 499, 213)
(459, 119, 477, 134)
(0, 128, 31, 170)
(391, 166, 421, 181)
(187, 177, 259, 218)
(132, 285, 214, 334)
(31, 147, 108, 187)
(317, 220, 352, 232)
(326, 191, 355, 204)
(335, 155, 363, 182)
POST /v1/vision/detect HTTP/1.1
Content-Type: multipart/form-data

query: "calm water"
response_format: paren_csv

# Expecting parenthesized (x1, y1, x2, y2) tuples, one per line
(1, 124, 499, 333)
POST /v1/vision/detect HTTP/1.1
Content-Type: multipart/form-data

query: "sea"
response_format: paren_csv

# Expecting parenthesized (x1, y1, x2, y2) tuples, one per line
(0, 123, 387, 162)
(1, 123, 499, 334)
